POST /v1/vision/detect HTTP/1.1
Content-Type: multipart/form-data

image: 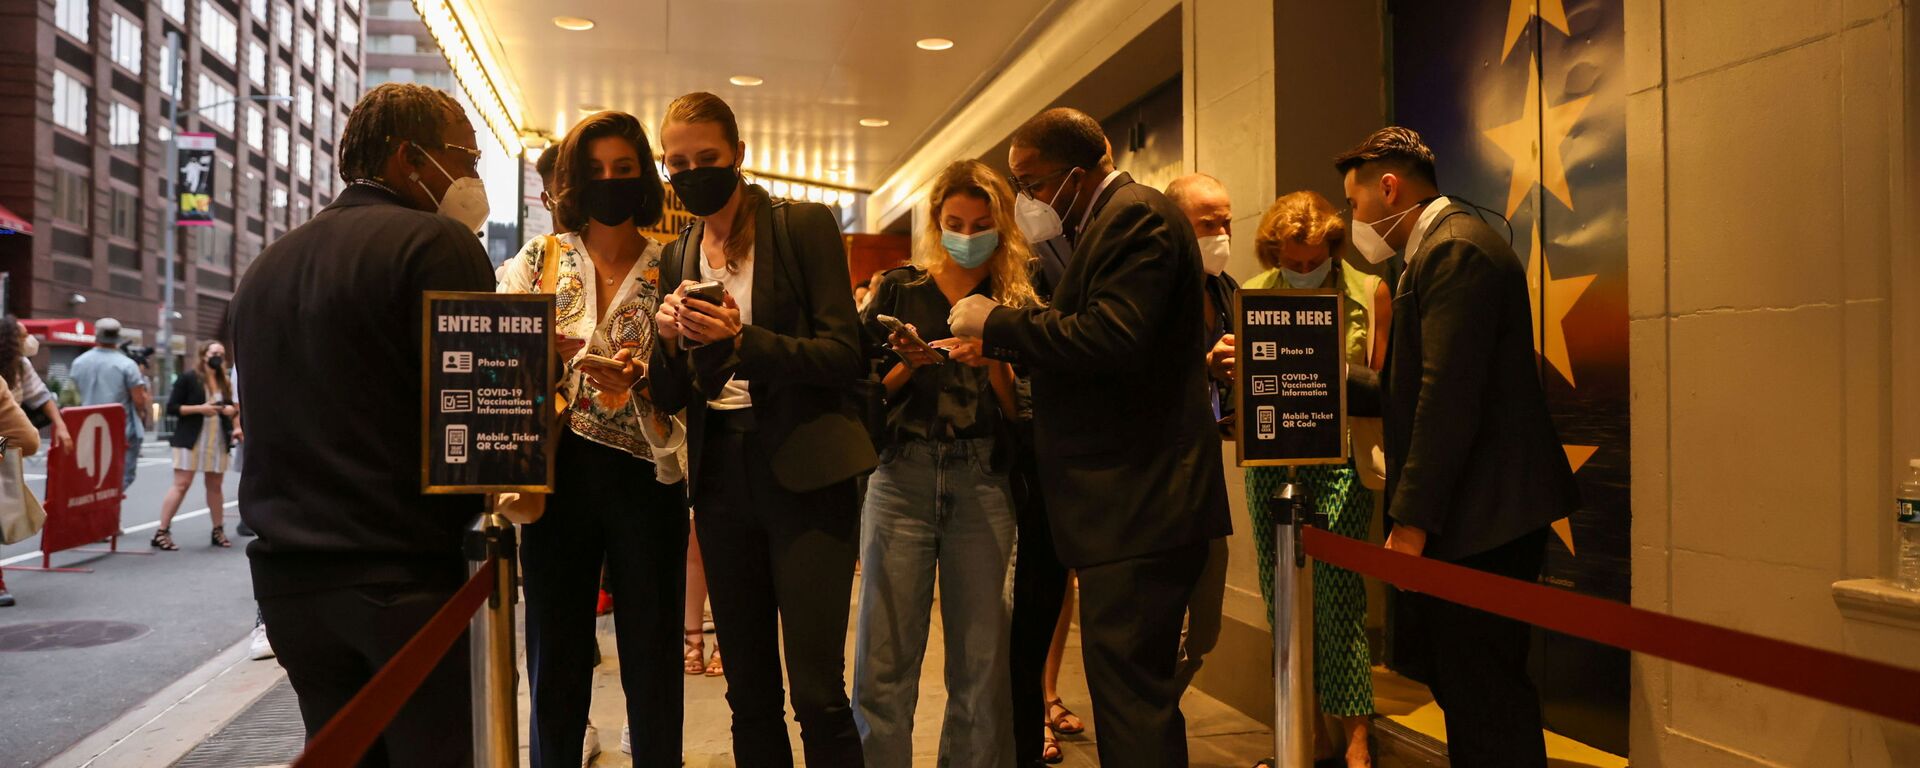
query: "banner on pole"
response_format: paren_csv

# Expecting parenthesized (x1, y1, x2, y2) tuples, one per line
(176, 133, 217, 227)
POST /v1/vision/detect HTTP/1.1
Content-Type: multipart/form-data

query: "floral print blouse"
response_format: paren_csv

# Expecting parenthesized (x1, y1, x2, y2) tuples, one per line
(499, 233, 683, 480)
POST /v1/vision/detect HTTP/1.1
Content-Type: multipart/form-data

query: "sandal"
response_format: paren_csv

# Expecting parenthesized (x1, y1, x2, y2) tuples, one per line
(683, 631, 706, 675)
(1042, 727, 1063, 764)
(211, 526, 232, 548)
(705, 641, 724, 677)
(150, 528, 178, 551)
(1045, 697, 1084, 734)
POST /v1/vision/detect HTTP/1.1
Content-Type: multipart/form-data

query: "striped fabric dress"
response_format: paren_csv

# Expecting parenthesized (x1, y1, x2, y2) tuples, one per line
(173, 419, 230, 474)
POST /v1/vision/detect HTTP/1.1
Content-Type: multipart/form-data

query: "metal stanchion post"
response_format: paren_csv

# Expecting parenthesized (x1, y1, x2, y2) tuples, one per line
(467, 512, 519, 767)
(1271, 476, 1314, 768)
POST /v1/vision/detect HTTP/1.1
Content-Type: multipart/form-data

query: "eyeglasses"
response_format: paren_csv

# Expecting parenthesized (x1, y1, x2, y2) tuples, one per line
(1009, 167, 1073, 199)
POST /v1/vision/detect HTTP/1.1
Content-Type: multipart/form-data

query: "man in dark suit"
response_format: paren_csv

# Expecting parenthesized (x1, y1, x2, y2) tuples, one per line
(949, 108, 1232, 766)
(1337, 127, 1579, 767)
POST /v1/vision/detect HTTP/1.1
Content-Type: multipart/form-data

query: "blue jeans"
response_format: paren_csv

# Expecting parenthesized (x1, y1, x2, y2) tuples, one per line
(853, 437, 1017, 767)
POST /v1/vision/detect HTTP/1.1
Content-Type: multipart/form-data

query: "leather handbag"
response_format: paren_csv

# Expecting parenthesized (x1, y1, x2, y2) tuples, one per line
(0, 446, 46, 545)
(495, 237, 566, 525)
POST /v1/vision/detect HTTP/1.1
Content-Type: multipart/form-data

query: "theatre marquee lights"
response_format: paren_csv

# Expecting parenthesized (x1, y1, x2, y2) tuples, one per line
(411, 0, 525, 153)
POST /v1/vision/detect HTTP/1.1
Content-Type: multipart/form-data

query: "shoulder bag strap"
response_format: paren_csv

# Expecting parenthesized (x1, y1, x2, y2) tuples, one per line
(538, 234, 562, 294)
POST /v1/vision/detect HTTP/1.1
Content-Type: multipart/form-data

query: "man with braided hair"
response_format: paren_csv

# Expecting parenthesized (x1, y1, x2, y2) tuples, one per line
(231, 83, 494, 767)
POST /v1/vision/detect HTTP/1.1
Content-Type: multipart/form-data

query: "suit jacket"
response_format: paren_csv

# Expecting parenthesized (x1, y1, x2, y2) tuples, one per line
(1348, 204, 1579, 561)
(650, 189, 875, 493)
(982, 173, 1232, 568)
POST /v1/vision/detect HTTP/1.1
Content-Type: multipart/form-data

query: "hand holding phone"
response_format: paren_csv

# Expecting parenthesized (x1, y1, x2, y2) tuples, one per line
(877, 314, 945, 367)
(679, 280, 731, 349)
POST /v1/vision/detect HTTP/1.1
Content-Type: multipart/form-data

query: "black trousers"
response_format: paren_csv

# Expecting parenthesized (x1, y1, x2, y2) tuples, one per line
(695, 411, 863, 767)
(1415, 527, 1550, 768)
(260, 579, 472, 768)
(1007, 453, 1069, 767)
(1075, 540, 1209, 768)
(521, 432, 688, 768)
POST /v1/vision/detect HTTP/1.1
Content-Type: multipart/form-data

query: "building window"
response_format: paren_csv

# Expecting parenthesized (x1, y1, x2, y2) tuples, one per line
(272, 63, 290, 103)
(343, 0, 358, 14)
(199, 3, 238, 63)
(249, 0, 267, 23)
(316, 100, 332, 141)
(196, 228, 232, 269)
(270, 186, 288, 209)
(317, 43, 334, 89)
(52, 70, 88, 135)
(297, 26, 315, 69)
(318, 0, 334, 34)
(295, 141, 311, 180)
(197, 74, 236, 131)
(110, 102, 141, 147)
(110, 188, 139, 241)
(243, 169, 262, 211)
(296, 84, 312, 124)
(247, 41, 266, 87)
(110, 15, 143, 74)
(246, 105, 265, 150)
(160, 0, 185, 22)
(338, 16, 358, 55)
(272, 125, 289, 166)
(52, 170, 89, 227)
(300, 0, 313, 11)
(216, 159, 235, 206)
(273, 2, 291, 47)
(157, 45, 183, 99)
(55, 0, 90, 42)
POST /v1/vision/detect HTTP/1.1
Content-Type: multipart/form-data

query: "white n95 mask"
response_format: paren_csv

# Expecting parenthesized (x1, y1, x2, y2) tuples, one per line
(1198, 234, 1231, 276)
(1351, 205, 1414, 265)
(414, 150, 490, 234)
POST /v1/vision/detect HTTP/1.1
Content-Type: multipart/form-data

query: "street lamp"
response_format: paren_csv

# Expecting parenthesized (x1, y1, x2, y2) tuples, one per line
(158, 30, 291, 390)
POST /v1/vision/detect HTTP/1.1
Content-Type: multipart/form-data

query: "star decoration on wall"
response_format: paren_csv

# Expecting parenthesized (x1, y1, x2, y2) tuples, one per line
(1503, 0, 1570, 61)
(1482, 54, 1593, 218)
(1524, 226, 1595, 386)
(1551, 444, 1598, 555)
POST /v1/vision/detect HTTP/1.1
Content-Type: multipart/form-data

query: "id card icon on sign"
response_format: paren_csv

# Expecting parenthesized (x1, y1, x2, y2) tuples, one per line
(443, 351, 474, 373)
(1250, 341, 1278, 361)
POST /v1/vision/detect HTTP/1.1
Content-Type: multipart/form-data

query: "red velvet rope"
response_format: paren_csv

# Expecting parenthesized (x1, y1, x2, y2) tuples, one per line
(292, 560, 498, 767)
(1302, 527, 1920, 726)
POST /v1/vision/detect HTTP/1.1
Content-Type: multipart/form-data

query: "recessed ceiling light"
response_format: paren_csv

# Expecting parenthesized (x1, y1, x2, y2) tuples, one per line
(916, 37, 954, 51)
(552, 16, 595, 31)
(577, 103, 606, 113)
(729, 75, 764, 87)
(859, 118, 890, 128)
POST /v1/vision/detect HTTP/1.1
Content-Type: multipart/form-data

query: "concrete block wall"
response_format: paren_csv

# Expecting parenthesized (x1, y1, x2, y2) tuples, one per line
(1625, 0, 1919, 764)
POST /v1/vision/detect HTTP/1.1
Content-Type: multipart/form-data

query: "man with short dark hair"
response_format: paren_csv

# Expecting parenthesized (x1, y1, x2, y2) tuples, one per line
(950, 107, 1231, 766)
(1337, 126, 1579, 767)
(70, 318, 149, 490)
(231, 82, 494, 766)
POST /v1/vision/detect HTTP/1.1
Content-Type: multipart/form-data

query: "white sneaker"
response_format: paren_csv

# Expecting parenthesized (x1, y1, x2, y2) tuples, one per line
(247, 625, 275, 660)
(582, 724, 601, 766)
(620, 723, 631, 754)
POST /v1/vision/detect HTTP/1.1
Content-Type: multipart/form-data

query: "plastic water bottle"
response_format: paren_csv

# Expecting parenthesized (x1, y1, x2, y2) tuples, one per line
(1899, 459, 1920, 591)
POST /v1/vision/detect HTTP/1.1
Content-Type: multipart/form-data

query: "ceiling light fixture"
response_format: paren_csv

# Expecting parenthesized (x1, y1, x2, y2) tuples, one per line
(915, 37, 954, 51)
(577, 103, 607, 113)
(859, 118, 890, 128)
(552, 16, 595, 31)
(729, 75, 764, 87)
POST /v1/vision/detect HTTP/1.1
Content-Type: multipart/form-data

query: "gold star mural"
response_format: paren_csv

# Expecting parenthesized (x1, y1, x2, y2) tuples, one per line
(1552, 445, 1598, 555)
(1503, 0, 1570, 61)
(1481, 54, 1592, 218)
(1525, 226, 1595, 386)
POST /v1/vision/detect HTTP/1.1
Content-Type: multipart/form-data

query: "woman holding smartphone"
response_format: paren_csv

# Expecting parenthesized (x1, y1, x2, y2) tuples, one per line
(651, 91, 873, 768)
(498, 110, 687, 767)
(850, 159, 1033, 766)
(152, 341, 237, 550)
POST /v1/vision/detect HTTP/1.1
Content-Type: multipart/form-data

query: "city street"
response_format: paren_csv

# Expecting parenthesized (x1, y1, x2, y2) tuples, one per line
(0, 441, 252, 768)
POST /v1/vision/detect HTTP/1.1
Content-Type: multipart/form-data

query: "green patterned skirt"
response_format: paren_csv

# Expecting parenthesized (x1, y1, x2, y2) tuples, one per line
(1245, 463, 1375, 718)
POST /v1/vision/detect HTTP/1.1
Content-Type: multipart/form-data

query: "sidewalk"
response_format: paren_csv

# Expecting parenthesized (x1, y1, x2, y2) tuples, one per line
(48, 584, 1273, 767)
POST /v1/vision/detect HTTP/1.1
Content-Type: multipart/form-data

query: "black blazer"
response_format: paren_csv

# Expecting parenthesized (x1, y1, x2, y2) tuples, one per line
(650, 189, 875, 493)
(982, 173, 1232, 568)
(1348, 205, 1580, 561)
(165, 369, 233, 452)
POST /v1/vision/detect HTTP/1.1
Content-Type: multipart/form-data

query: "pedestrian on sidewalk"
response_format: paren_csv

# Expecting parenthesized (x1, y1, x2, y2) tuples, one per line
(0, 319, 47, 608)
(500, 110, 689, 768)
(7, 317, 73, 454)
(230, 82, 495, 767)
(70, 318, 150, 490)
(151, 341, 237, 550)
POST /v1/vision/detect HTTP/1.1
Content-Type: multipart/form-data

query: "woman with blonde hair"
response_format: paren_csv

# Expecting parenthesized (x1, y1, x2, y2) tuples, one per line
(152, 340, 238, 550)
(849, 159, 1033, 766)
(1237, 190, 1387, 768)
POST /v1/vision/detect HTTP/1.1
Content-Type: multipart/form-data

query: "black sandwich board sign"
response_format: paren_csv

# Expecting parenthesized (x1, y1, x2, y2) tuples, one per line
(1234, 289, 1349, 466)
(422, 291, 556, 493)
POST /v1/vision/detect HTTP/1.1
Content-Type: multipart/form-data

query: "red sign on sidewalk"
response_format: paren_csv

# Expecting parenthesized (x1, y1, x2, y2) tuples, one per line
(41, 405, 127, 556)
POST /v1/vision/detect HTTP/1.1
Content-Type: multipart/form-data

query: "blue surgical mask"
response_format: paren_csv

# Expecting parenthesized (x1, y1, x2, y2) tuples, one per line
(941, 228, 1000, 269)
(1282, 258, 1334, 289)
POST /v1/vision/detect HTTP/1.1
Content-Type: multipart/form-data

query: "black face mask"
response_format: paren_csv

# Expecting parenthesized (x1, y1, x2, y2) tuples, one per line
(207, 355, 224, 370)
(669, 166, 741, 217)
(584, 177, 650, 227)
